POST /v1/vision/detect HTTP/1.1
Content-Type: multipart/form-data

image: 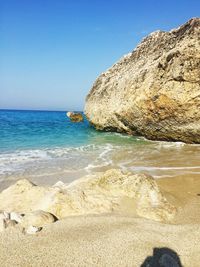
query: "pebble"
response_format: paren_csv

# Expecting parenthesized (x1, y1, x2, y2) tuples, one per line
(10, 212, 23, 223)
(25, 225, 43, 235)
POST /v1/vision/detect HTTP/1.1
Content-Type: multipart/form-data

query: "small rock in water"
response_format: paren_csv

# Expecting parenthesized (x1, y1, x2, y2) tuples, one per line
(66, 111, 83, 122)
(25, 225, 42, 235)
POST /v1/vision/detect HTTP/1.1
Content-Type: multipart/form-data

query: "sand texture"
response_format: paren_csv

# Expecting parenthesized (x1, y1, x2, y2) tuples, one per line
(0, 215, 199, 267)
(0, 171, 200, 266)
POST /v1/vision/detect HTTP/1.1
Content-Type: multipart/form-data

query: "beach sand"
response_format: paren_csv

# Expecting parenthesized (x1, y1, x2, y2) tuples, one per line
(0, 174, 200, 267)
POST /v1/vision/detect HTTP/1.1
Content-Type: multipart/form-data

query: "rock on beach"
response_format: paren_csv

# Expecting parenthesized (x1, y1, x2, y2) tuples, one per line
(85, 18, 200, 143)
(0, 169, 176, 223)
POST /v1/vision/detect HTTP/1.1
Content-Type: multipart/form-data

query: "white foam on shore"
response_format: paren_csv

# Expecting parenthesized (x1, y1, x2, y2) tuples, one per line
(85, 144, 113, 173)
(1, 138, 200, 181)
(0, 144, 115, 176)
(130, 166, 200, 170)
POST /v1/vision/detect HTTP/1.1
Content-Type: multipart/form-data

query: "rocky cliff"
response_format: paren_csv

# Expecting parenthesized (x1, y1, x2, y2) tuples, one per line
(85, 18, 200, 143)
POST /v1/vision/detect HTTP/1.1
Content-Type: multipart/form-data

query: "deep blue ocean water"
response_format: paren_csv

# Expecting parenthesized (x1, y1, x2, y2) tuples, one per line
(0, 109, 200, 186)
(0, 109, 93, 151)
(0, 109, 141, 152)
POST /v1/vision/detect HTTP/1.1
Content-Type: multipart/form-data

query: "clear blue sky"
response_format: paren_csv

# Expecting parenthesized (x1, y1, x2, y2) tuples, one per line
(0, 0, 199, 111)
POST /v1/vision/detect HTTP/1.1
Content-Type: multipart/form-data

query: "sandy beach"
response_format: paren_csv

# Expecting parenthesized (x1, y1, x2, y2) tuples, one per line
(1, 215, 200, 267)
(0, 173, 199, 267)
(1, 0, 200, 265)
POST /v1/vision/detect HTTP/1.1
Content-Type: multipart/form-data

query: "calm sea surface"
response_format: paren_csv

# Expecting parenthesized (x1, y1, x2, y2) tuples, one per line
(0, 109, 200, 187)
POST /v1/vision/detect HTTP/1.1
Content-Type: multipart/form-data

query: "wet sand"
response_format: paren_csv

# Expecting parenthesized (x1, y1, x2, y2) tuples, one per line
(0, 173, 200, 267)
(158, 173, 200, 224)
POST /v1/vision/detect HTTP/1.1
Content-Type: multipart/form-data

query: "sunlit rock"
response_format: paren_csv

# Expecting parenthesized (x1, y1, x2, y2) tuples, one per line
(0, 170, 176, 222)
(85, 18, 200, 143)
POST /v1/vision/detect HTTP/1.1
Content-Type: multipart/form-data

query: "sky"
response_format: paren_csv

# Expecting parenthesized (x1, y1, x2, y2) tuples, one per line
(0, 0, 199, 111)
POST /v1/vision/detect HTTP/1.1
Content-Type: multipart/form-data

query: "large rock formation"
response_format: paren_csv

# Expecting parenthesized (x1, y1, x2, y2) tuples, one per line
(0, 170, 176, 222)
(85, 18, 200, 143)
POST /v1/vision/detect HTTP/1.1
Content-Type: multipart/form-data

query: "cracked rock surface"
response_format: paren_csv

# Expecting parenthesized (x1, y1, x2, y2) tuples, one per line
(0, 170, 176, 222)
(85, 18, 200, 143)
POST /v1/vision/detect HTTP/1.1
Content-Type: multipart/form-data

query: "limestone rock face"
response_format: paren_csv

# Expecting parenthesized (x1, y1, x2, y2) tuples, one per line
(85, 18, 200, 143)
(0, 170, 176, 222)
(66, 112, 84, 122)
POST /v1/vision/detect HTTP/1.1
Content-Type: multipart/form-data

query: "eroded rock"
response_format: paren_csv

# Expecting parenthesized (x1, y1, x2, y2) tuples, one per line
(85, 18, 200, 143)
(0, 170, 176, 222)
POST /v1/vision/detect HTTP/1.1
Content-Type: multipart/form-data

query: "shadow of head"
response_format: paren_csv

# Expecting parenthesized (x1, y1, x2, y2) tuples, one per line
(140, 247, 183, 267)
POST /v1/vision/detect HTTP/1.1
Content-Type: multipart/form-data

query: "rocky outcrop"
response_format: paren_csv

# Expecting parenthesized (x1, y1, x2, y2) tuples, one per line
(85, 18, 200, 143)
(0, 170, 176, 222)
(66, 112, 84, 122)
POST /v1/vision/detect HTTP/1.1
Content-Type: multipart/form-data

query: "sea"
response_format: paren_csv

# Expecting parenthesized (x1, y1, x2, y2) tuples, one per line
(0, 109, 200, 188)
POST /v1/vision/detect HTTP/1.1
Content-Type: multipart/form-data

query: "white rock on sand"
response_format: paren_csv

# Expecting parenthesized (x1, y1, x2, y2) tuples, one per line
(25, 225, 43, 235)
(10, 212, 23, 223)
(0, 169, 176, 222)
(0, 209, 57, 234)
(20, 210, 57, 228)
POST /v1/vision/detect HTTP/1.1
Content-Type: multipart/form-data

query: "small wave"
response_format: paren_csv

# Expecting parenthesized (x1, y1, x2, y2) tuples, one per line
(112, 132, 133, 139)
(1, 139, 200, 180)
(151, 140, 185, 148)
(129, 166, 200, 171)
(85, 144, 114, 173)
(0, 144, 115, 176)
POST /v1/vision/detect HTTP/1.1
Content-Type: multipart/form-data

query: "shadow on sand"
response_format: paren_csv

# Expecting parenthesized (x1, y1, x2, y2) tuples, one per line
(141, 247, 183, 267)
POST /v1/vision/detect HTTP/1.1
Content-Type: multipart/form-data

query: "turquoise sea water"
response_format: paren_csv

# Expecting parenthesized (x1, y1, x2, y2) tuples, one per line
(0, 109, 200, 187)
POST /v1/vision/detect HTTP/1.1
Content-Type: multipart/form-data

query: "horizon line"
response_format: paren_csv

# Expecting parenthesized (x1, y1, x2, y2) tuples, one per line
(0, 108, 84, 112)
